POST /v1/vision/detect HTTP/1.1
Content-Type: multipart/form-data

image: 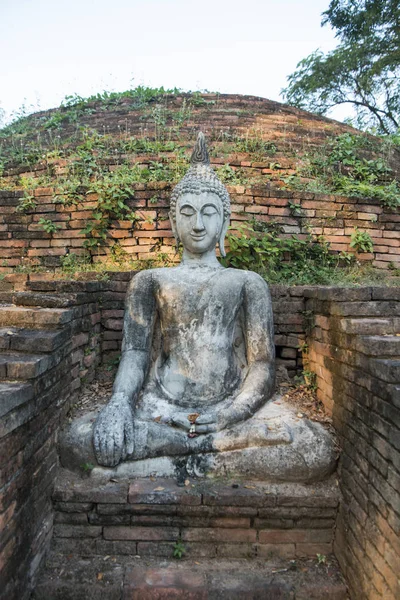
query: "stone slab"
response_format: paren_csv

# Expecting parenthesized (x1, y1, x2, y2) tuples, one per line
(32, 554, 348, 600)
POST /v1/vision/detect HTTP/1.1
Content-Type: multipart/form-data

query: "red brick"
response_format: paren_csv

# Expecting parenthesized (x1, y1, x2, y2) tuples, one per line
(269, 207, 291, 216)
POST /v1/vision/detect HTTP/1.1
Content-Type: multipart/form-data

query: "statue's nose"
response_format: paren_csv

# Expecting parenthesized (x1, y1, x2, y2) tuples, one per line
(193, 212, 205, 232)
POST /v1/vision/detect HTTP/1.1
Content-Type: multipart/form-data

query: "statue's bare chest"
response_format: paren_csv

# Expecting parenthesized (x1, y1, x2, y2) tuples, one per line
(155, 269, 243, 330)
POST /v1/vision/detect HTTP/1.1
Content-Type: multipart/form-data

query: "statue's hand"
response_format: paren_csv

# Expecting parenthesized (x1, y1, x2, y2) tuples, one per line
(170, 411, 222, 432)
(93, 395, 134, 467)
(169, 412, 192, 431)
(196, 393, 257, 433)
(195, 409, 231, 433)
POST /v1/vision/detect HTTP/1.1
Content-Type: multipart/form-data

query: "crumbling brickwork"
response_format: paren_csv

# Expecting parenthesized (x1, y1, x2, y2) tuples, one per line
(306, 287, 400, 599)
(0, 185, 398, 272)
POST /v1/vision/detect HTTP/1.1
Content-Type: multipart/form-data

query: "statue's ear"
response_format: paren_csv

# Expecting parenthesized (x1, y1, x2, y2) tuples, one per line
(218, 216, 230, 258)
(169, 212, 180, 245)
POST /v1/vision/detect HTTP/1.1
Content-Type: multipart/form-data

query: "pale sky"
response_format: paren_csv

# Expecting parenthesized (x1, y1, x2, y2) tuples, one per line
(0, 0, 345, 124)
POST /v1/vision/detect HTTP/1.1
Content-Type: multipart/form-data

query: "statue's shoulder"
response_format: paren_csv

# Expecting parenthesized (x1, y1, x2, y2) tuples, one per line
(226, 268, 269, 289)
(128, 266, 178, 289)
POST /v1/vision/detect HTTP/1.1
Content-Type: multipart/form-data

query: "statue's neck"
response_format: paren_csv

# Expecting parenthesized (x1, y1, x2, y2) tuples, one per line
(180, 249, 221, 269)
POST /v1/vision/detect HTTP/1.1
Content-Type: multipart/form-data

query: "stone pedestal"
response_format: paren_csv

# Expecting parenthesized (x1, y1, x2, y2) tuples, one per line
(52, 469, 339, 560)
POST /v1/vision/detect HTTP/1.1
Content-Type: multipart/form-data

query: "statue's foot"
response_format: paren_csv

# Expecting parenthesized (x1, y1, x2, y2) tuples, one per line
(186, 418, 337, 482)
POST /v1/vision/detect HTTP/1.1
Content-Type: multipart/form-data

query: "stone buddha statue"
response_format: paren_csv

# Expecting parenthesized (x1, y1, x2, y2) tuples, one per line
(61, 133, 336, 482)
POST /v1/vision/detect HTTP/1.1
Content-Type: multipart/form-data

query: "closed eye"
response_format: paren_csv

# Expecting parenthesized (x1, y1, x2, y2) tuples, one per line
(180, 205, 196, 216)
(202, 205, 218, 216)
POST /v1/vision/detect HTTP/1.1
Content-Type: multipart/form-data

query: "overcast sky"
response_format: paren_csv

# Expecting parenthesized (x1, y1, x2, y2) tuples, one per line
(1, 0, 345, 124)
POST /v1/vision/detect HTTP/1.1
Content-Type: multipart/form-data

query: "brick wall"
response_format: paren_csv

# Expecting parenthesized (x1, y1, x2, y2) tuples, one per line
(306, 287, 400, 599)
(0, 287, 103, 600)
(0, 181, 398, 272)
(52, 473, 339, 560)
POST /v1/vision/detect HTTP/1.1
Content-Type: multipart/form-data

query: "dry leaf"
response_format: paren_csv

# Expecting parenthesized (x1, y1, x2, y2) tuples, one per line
(153, 486, 165, 492)
(97, 573, 103, 581)
(154, 416, 162, 423)
(244, 485, 256, 489)
(184, 479, 190, 486)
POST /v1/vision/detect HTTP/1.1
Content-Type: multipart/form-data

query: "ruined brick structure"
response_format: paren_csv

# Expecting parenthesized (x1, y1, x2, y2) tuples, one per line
(0, 94, 399, 272)
(0, 276, 399, 599)
(0, 183, 399, 272)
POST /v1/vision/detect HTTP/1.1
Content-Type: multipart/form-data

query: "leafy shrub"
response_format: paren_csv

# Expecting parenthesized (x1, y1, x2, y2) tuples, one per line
(297, 133, 400, 209)
(350, 228, 374, 253)
(223, 219, 351, 285)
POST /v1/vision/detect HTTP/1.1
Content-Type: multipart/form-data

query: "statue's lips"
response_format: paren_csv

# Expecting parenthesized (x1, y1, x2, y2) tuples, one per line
(190, 234, 206, 241)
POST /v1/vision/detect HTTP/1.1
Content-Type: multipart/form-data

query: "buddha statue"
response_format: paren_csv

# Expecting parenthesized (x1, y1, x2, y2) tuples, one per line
(60, 133, 336, 482)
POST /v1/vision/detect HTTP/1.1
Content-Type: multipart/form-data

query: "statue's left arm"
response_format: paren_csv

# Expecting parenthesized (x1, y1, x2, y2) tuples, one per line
(197, 272, 275, 432)
(234, 272, 275, 413)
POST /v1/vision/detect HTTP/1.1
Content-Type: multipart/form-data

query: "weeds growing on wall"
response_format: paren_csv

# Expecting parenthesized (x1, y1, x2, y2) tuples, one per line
(222, 219, 393, 286)
(284, 133, 400, 210)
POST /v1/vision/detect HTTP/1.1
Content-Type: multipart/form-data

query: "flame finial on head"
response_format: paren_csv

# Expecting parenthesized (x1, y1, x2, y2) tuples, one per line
(190, 131, 210, 166)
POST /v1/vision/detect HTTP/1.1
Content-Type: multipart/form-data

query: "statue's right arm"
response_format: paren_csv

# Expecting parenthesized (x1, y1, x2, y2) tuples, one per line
(111, 270, 157, 403)
(93, 271, 156, 466)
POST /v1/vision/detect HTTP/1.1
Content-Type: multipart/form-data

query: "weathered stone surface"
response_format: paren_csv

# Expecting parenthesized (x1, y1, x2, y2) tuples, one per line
(6, 328, 69, 353)
(62, 398, 337, 482)
(128, 479, 201, 506)
(355, 335, 400, 356)
(0, 352, 51, 380)
(0, 305, 74, 329)
(0, 381, 34, 418)
(52, 469, 129, 504)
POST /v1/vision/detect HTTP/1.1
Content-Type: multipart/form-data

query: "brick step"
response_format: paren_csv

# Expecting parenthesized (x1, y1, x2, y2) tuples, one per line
(0, 352, 53, 381)
(51, 471, 339, 561)
(355, 335, 400, 357)
(0, 327, 69, 353)
(0, 381, 34, 418)
(0, 291, 78, 308)
(339, 317, 399, 335)
(0, 304, 74, 329)
(367, 358, 400, 384)
(32, 554, 348, 599)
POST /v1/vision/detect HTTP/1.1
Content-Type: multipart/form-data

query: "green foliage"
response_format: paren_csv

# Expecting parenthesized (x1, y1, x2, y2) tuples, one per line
(16, 195, 37, 212)
(80, 462, 95, 473)
(216, 164, 248, 185)
(60, 252, 92, 273)
(350, 227, 374, 253)
(292, 133, 400, 209)
(222, 220, 346, 285)
(302, 370, 318, 392)
(234, 131, 277, 158)
(282, 0, 400, 133)
(222, 219, 396, 286)
(38, 218, 60, 234)
(173, 539, 186, 559)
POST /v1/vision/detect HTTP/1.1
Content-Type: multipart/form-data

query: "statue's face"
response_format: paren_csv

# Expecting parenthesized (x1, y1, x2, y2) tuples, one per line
(175, 192, 224, 254)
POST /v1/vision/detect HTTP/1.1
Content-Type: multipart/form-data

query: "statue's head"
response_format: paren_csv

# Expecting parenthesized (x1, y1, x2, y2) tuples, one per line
(170, 133, 231, 257)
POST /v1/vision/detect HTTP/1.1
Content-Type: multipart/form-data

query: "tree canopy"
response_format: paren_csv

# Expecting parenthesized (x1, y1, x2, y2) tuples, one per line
(282, 0, 400, 133)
